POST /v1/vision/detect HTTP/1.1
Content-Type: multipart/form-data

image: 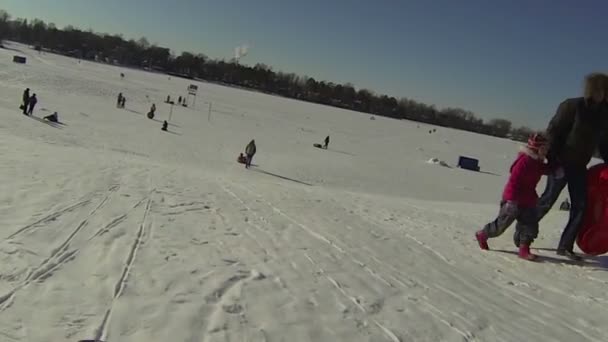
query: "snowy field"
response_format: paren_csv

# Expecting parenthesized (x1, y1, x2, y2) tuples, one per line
(0, 42, 607, 342)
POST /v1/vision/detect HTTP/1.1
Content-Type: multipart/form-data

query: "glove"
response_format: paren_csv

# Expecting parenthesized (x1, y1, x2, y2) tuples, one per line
(554, 167, 565, 179)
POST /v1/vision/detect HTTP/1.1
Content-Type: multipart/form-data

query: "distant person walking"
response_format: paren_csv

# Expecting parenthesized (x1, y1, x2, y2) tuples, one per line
(27, 94, 37, 116)
(21, 88, 30, 114)
(531, 72, 608, 260)
(324, 135, 330, 149)
(121, 96, 126, 109)
(117, 93, 123, 108)
(244, 139, 257, 169)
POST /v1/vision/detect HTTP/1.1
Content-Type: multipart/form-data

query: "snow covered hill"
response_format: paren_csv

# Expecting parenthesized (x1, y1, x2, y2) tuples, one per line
(0, 42, 606, 342)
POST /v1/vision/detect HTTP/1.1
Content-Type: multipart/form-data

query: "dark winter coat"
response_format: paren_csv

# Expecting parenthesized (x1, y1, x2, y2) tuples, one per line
(245, 141, 256, 156)
(22, 89, 30, 104)
(545, 97, 608, 167)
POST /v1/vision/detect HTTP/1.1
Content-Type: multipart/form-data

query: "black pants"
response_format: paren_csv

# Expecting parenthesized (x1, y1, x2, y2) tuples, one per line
(531, 166, 587, 251)
(483, 201, 539, 245)
(245, 153, 254, 168)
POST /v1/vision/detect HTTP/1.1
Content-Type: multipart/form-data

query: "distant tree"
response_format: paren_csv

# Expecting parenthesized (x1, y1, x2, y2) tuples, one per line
(0, 10, 10, 43)
(511, 126, 535, 142)
(488, 118, 513, 138)
(137, 36, 150, 49)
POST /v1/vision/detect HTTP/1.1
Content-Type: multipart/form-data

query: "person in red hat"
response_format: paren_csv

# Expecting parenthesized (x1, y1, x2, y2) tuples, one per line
(475, 133, 556, 260)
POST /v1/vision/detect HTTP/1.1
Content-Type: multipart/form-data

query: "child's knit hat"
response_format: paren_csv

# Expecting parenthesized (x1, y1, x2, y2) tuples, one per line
(527, 132, 548, 151)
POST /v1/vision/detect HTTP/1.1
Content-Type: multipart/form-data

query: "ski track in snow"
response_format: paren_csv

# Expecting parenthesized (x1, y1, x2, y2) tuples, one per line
(0, 185, 120, 312)
(95, 196, 152, 342)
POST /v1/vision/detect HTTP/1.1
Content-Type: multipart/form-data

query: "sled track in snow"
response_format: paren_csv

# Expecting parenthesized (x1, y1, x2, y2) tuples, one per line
(223, 181, 403, 342)
(6, 199, 93, 240)
(0, 185, 120, 312)
(94, 196, 152, 342)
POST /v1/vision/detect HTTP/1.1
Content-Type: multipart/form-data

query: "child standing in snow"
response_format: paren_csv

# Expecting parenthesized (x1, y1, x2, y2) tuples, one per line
(475, 133, 554, 260)
(27, 94, 38, 116)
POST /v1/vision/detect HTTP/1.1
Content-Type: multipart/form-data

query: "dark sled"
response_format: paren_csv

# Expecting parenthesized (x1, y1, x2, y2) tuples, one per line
(313, 143, 326, 149)
(147, 111, 155, 119)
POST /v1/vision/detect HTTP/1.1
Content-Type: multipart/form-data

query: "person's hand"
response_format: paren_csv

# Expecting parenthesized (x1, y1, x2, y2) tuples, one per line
(554, 167, 565, 179)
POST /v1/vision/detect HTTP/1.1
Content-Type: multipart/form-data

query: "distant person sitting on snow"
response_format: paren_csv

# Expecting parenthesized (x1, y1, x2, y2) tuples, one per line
(27, 94, 37, 115)
(244, 139, 256, 169)
(475, 133, 556, 261)
(44, 112, 58, 123)
(237, 153, 246, 164)
(324, 135, 330, 149)
(22, 88, 30, 114)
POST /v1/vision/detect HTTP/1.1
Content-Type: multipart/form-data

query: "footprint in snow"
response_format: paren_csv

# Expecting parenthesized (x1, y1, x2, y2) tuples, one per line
(223, 304, 243, 314)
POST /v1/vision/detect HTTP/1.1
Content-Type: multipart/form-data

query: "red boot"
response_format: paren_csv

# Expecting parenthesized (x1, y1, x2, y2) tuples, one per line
(475, 231, 489, 250)
(518, 244, 537, 261)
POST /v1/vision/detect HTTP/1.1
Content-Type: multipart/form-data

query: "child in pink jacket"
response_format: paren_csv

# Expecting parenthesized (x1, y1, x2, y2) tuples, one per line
(475, 133, 554, 260)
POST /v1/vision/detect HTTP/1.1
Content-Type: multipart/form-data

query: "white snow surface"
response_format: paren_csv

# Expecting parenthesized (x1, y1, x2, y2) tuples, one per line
(0, 42, 607, 342)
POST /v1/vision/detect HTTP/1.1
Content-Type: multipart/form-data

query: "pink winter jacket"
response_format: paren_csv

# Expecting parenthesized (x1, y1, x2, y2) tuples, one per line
(502, 148, 552, 208)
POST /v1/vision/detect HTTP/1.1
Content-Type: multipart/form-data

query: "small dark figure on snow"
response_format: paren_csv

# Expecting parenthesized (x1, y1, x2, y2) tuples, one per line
(178, 96, 182, 104)
(117, 93, 123, 108)
(147, 104, 156, 119)
(44, 112, 58, 123)
(121, 96, 126, 108)
(166, 95, 171, 103)
(27, 94, 37, 116)
(324, 135, 330, 149)
(162, 120, 168, 131)
(244, 139, 256, 169)
(21, 88, 30, 114)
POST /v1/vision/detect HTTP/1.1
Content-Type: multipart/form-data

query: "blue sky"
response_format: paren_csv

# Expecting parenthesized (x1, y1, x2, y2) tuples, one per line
(2, 0, 607, 128)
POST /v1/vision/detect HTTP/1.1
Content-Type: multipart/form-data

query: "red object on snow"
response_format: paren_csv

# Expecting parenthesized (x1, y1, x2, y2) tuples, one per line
(577, 163, 608, 255)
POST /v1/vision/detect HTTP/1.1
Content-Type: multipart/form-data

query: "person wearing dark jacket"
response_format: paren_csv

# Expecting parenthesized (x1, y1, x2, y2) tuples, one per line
(324, 135, 330, 149)
(44, 112, 58, 123)
(22, 88, 30, 114)
(27, 94, 37, 116)
(527, 73, 608, 260)
(244, 139, 256, 169)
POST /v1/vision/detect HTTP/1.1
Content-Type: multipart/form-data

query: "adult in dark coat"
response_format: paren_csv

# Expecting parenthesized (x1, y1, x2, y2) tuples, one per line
(245, 139, 256, 169)
(22, 88, 30, 114)
(518, 73, 608, 260)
